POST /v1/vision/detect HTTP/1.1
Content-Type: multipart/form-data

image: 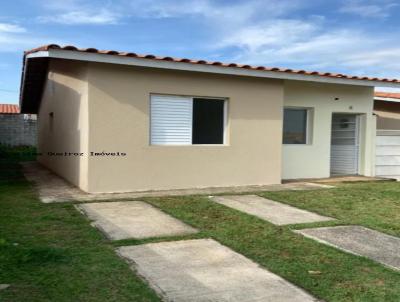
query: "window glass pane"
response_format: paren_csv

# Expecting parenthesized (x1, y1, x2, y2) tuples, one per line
(192, 98, 224, 144)
(283, 108, 307, 144)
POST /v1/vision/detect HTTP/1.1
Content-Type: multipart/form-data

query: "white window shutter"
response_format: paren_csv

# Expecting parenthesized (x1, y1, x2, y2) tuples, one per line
(150, 95, 193, 145)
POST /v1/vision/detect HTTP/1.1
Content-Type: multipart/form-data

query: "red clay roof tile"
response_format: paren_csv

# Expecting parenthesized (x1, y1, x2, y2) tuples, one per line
(375, 92, 400, 99)
(0, 104, 19, 114)
(23, 44, 400, 84)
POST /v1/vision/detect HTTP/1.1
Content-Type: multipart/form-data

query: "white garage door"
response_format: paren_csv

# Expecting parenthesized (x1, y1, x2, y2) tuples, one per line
(376, 130, 400, 180)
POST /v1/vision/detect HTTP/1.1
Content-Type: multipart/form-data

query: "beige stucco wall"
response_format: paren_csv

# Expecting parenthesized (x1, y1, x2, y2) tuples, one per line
(37, 59, 89, 190)
(86, 63, 284, 193)
(282, 81, 375, 179)
(36, 59, 378, 192)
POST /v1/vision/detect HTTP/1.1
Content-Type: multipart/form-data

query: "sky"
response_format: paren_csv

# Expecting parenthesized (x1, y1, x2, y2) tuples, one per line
(1, 0, 400, 104)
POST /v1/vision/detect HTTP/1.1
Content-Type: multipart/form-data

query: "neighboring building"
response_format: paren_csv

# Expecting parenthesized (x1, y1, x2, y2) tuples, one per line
(19, 44, 400, 193)
(374, 92, 400, 180)
(0, 104, 37, 146)
(374, 92, 400, 130)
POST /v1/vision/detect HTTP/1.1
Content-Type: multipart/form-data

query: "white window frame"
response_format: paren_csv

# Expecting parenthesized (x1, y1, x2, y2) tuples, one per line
(150, 94, 228, 146)
(283, 107, 313, 145)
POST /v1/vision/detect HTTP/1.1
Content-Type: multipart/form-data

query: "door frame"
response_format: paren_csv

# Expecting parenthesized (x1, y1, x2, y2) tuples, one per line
(330, 113, 361, 176)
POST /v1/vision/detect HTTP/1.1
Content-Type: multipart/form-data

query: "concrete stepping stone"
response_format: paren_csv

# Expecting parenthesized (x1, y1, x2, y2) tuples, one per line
(211, 195, 334, 225)
(295, 226, 400, 271)
(117, 239, 317, 302)
(76, 201, 198, 240)
(21, 162, 333, 204)
(0, 284, 10, 291)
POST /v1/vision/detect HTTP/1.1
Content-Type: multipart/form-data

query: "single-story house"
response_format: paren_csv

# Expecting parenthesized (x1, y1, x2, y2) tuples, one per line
(0, 104, 37, 146)
(374, 92, 400, 130)
(19, 44, 400, 193)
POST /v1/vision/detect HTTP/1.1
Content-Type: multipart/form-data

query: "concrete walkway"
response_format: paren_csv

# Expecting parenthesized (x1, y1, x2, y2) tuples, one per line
(0, 284, 10, 291)
(22, 162, 86, 203)
(21, 162, 333, 203)
(285, 175, 392, 184)
(77, 201, 198, 240)
(117, 239, 318, 302)
(212, 195, 334, 225)
(295, 226, 400, 271)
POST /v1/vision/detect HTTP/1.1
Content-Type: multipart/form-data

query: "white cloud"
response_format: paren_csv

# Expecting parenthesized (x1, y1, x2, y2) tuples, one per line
(0, 33, 50, 52)
(38, 0, 121, 25)
(0, 23, 32, 52)
(127, 0, 299, 20)
(340, 0, 398, 18)
(38, 9, 119, 25)
(343, 48, 400, 76)
(220, 20, 317, 53)
(0, 23, 63, 53)
(32, 0, 400, 79)
(133, 0, 399, 79)
(41, 0, 82, 11)
(216, 16, 400, 79)
(375, 86, 400, 93)
(36, 0, 301, 27)
(0, 23, 26, 33)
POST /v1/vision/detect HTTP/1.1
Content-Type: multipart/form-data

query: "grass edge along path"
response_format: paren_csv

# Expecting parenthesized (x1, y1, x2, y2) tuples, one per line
(144, 194, 400, 302)
(0, 155, 161, 302)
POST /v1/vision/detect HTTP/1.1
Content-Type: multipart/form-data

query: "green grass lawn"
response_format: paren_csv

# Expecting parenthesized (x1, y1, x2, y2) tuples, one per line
(260, 182, 400, 237)
(0, 146, 161, 302)
(1, 145, 400, 301)
(143, 184, 400, 302)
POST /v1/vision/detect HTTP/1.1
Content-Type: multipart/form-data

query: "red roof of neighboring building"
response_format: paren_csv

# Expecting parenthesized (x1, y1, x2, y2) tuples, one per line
(0, 104, 19, 114)
(24, 44, 400, 84)
(375, 92, 400, 99)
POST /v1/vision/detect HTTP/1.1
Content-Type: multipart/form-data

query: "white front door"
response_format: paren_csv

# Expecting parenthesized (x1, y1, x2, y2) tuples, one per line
(330, 114, 360, 175)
